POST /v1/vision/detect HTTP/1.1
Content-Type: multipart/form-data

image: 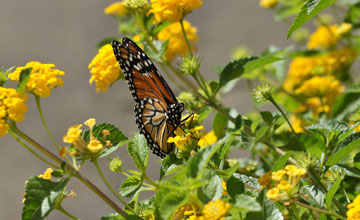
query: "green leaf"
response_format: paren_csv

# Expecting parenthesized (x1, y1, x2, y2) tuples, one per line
(260, 111, 274, 125)
(354, 153, 360, 169)
(236, 174, 261, 197)
(215, 162, 240, 178)
(331, 93, 360, 120)
(227, 174, 245, 198)
(119, 175, 143, 197)
(325, 178, 342, 208)
(232, 194, 261, 212)
(22, 177, 69, 220)
(17, 68, 32, 92)
(257, 190, 283, 220)
(243, 55, 281, 74)
(187, 142, 223, 179)
(251, 117, 261, 133)
(273, 152, 292, 171)
(219, 57, 257, 87)
(255, 126, 269, 142)
(326, 133, 360, 166)
(197, 170, 223, 203)
(287, 0, 337, 39)
(212, 111, 228, 139)
(306, 120, 351, 146)
(127, 134, 149, 171)
(152, 20, 172, 35)
(160, 154, 183, 179)
(101, 213, 123, 220)
(235, 115, 243, 129)
(97, 37, 118, 49)
(144, 40, 168, 62)
(125, 215, 144, 220)
(345, 3, 360, 28)
(300, 185, 325, 208)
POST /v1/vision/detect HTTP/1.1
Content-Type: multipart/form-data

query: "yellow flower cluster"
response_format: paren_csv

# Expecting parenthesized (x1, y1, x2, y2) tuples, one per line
(173, 199, 230, 220)
(259, 0, 279, 8)
(198, 130, 218, 147)
(9, 61, 65, 98)
(307, 23, 352, 50)
(38, 168, 53, 180)
(63, 118, 107, 154)
(158, 20, 199, 60)
(167, 125, 204, 151)
(347, 194, 360, 220)
(266, 165, 306, 202)
(104, 1, 129, 17)
(0, 87, 28, 136)
(148, 0, 203, 23)
(89, 44, 123, 93)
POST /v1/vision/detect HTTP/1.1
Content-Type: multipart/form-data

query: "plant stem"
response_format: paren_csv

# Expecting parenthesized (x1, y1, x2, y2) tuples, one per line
(268, 96, 296, 134)
(293, 200, 346, 220)
(180, 18, 193, 57)
(289, 204, 301, 220)
(8, 128, 59, 168)
(57, 205, 79, 220)
(144, 172, 158, 188)
(34, 95, 60, 151)
(93, 159, 138, 215)
(10, 125, 127, 217)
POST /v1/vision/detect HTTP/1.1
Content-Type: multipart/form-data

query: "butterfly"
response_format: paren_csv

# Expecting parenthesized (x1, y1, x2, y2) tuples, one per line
(112, 37, 185, 158)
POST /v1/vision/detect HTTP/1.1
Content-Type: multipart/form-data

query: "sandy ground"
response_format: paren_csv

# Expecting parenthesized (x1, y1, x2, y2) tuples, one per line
(0, 0, 289, 219)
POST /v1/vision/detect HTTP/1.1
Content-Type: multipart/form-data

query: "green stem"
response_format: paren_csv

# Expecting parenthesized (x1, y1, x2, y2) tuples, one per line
(144, 172, 158, 188)
(34, 95, 60, 151)
(289, 204, 301, 220)
(293, 200, 346, 220)
(93, 159, 138, 215)
(8, 129, 59, 168)
(268, 96, 296, 134)
(180, 18, 193, 57)
(57, 205, 79, 220)
(10, 125, 127, 217)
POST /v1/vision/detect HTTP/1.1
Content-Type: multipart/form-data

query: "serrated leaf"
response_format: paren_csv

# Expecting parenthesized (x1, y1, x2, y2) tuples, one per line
(273, 152, 292, 171)
(119, 175, 143, 197)
(22, 177, 69, 220)
(232, 194, 261, 212)
(236, 174, 261, 197)
(197, 170, 223, 203)
(216, 162, 240, 178)
(325, 178, 341, 207)
(212, 111, 228, 139)
(227, 174, 245, 198)
(187, 142, 222, 179)
(17, 68, 32, 92)
(219, 56, 257, 87)
(128, 134, 149, 171)
(155, 186, 188, 220)
(160, 154, 183, 179)
(287, 0, 337, 39)
(259, 190, 284, 220)
(300, 185, 325, 208)
(144, 40, 168, 62)
(326, 133, 360, 166)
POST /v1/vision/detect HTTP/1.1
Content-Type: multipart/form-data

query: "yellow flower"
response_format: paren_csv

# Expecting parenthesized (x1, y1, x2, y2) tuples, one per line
(63, 124, 83, 144)
(259, 0, 278, 8)
(290, 115, 307, 133)
(84, 118, 96, 128)
(89, 44, 123, 92)
(148, 0, 203, 23)
(259, 171, 272, 189)
(157, 20, 199, 60)
(9, 61, 65, 98)
(0, 87, 28, 135)
(202, 199, 230, 220)
(285, 165, 306, 177)
(0, 119, 9, 137)
(347, 194, 360, 220)
(38, 168, 54, 180)
(266, 188, 280, 200)
(307, 25, 339, 49)
(104, 1, 129, 17)
(272, 170, 286, 181)
(295, 76, 344, 100)
(168, 125, 204, 151)
(198, 130, 218, 147)
(337, 22, 352, 36)
(221, 180, 228, 196)
(87, 138, 104, 153)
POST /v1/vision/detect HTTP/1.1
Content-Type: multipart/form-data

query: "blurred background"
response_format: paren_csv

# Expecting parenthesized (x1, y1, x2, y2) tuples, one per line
(0, 0, 290, 219)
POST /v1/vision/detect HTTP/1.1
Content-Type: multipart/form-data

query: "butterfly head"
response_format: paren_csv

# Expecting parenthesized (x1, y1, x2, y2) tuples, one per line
(166, 102, 185, 125)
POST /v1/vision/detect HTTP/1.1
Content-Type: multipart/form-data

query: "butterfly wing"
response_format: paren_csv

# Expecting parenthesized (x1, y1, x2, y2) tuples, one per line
(112, 37, 180, 157)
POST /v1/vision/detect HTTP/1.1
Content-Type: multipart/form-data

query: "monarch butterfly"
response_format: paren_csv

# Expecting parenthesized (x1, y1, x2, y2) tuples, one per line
(112, 37, 185, 158)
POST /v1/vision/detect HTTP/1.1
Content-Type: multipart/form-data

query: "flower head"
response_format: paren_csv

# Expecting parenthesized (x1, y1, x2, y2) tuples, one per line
(38, 168, 54, 180)
(148, 0, 203, 23)
(252, 83, 273, 103)
(9, 62, 65, 98)
(104, 1, 130, 17)
(109, 157, 123, 172)
(157, 20, 198, 60)
(87, 138, 104, 153)
(89, 44, 123, 92)
(125, 0, 149, 12)
(202, 199, 230, 220)
(198, 130, 218, 147)
(259, 0, 278, 8)
(347, 194, 360, 220)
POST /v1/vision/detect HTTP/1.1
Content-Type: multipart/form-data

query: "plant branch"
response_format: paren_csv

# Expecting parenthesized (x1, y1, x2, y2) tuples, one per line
(293, 200, 346, 220)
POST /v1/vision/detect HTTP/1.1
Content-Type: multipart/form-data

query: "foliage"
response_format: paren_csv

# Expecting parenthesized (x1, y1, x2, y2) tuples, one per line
(1, 0, 360, 219)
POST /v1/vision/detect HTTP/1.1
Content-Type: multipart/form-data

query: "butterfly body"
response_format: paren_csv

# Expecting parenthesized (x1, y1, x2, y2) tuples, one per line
(112, 37, 184, 158)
